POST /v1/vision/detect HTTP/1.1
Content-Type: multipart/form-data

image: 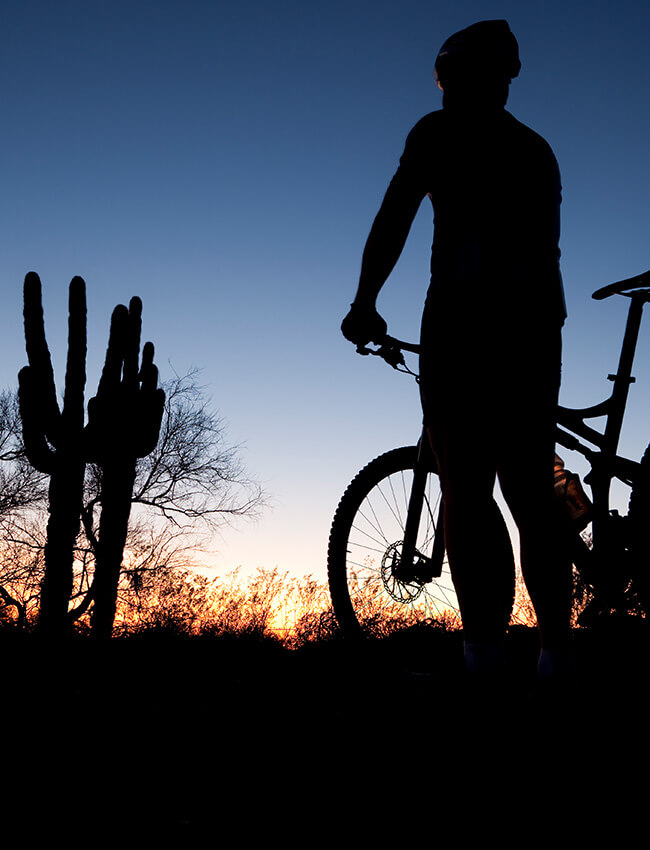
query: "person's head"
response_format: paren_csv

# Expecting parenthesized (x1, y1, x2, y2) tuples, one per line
(434, 20, 520, 108)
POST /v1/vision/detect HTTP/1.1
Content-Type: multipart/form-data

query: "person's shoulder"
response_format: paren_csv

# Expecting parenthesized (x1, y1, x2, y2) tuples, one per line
(406, 110, 445, 138)
(504, 111, 558, 159)
(402, 111, 445, 154)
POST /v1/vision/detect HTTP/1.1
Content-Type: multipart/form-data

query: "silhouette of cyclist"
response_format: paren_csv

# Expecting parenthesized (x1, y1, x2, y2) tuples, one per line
(342, 20, 572, 678)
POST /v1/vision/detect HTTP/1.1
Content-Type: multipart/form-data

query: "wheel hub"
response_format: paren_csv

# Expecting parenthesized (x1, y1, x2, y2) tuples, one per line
(381, 542, 425, 603)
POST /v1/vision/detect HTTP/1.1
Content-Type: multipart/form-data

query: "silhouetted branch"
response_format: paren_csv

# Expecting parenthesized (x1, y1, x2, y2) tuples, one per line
(128, 368, 264, 529)
(0, 390, 47, 517)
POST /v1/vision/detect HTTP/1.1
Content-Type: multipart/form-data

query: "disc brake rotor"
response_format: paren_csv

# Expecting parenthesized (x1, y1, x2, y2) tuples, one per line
(381, 542, 424, 603)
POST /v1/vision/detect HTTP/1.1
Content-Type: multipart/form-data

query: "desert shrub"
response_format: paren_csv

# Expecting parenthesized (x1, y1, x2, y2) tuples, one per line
(118, 566, 334, 645)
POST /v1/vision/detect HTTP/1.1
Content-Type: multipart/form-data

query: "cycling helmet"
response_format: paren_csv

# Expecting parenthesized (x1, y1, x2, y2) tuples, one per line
(434, 20, 521, 87)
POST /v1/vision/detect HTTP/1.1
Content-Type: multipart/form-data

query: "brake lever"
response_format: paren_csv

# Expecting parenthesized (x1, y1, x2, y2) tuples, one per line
(355, 342, 405, 369)
(377, 345, 406, 369)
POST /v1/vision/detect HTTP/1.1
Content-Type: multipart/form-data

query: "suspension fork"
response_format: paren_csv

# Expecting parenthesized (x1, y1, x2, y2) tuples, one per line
(397, 432, 445, 579)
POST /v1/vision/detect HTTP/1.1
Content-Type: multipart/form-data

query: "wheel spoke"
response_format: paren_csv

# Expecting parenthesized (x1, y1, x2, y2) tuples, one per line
(328, 447, 461, 635)
(355, 499, 392, 544)
(375, 477, 406, 528)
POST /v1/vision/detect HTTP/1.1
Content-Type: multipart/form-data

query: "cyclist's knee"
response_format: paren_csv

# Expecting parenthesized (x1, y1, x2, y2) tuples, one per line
(439, 484, 496, 518)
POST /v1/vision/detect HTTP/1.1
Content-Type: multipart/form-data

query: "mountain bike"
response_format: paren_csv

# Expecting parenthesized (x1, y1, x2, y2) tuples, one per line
(328, 269, 650, 636)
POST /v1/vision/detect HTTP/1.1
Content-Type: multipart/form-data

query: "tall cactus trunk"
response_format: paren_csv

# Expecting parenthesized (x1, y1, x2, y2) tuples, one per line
(39, 449, 86, 635)
(18, 273, 87, 638)
(86, 298, 165, 638)
(90, 459, 137, 639)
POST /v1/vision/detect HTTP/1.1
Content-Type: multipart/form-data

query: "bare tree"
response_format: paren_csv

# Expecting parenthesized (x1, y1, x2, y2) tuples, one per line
(132, 368, 262, 527)
(77, 368, 263, 629)
(0, 390, 46, 518)
(0, 391, 47, 625)
(0, 515, 45, 628)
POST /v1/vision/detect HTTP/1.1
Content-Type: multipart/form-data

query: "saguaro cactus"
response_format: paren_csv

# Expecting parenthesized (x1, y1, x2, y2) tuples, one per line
(18, 272, 87, 636)
(18, 273, 165, 638)
(85, 297, 165, 638)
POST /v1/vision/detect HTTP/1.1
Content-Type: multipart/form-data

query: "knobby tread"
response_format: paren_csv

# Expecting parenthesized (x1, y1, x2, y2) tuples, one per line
(626, 440, 650, 612)
(327, 446, 424, 635)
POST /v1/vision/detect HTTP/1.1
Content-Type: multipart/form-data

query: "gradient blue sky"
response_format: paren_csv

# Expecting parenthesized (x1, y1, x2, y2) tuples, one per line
(1, 0, 649, 579)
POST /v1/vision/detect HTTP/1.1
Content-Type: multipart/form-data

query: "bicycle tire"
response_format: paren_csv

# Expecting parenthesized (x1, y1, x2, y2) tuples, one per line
(327, 446, 459, 637)
(574, 445, 650, 621)
(626, 441, 650, 613)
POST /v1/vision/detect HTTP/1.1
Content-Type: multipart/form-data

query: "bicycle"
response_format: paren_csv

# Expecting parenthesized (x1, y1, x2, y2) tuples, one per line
(328, 269, 650, 637)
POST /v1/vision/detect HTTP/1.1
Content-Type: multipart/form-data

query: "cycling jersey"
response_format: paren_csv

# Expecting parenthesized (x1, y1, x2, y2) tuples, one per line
(386, 107, 566, 328)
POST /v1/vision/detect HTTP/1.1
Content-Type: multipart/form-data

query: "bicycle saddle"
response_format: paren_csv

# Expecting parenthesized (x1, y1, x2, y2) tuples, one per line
(592, 270, 650, 300)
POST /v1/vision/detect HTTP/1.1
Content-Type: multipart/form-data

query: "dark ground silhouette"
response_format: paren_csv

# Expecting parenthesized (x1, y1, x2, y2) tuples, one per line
(1, 621, 647, 837)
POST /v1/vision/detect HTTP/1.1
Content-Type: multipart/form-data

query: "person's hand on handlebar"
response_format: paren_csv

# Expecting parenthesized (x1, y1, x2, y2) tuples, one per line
(341, 301, 387, 347)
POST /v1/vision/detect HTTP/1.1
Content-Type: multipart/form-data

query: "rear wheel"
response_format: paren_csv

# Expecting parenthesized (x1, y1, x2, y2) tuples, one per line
(327, 446, 459, 637)
(575, 450, 650, 621)
(626, 441, 650, 613)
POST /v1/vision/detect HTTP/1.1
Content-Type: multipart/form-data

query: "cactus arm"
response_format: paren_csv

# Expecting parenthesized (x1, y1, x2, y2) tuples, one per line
(17, 365, 56, 474)
(97, 304, 127, 399)
(140, 341, 156, 389)
(61, 275, 87, 433)
(22, 272, 61, 445)
(136, 342, 166, 457)
(84, 303, 127, 464)
(123, 296, 142, 390)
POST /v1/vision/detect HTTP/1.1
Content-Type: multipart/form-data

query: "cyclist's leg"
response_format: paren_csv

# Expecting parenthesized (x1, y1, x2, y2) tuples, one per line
(425, 419, 515, 647)
(498, 438, 572, 655)
(496, 331, 572, 657)
(419, 312, 516, 651)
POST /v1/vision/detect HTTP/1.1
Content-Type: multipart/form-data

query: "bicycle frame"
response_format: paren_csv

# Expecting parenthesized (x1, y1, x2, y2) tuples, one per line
(371, 285, 650, 584)
(556, 291, 649, 542)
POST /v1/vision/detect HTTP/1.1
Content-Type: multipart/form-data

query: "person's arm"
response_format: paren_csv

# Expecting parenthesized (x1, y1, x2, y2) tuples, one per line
(342, 129, 427, 345)
(353, 176, 425, 308)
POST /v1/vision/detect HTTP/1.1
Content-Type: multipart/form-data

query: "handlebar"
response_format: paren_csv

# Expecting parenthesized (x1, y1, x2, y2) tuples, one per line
(356, 334, 420, 355)
(355, 334, 421, 376)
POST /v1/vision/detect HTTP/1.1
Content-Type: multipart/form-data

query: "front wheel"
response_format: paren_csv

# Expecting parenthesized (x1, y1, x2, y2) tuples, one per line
(327, 446, 459, 637)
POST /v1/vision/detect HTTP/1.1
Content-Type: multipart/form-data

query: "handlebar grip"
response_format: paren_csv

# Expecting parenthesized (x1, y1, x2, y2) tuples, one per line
(383, 335, 421, 354)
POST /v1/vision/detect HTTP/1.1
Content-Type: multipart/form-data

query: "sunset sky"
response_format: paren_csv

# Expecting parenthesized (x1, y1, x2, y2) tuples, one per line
(1, 0, 649, 581)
